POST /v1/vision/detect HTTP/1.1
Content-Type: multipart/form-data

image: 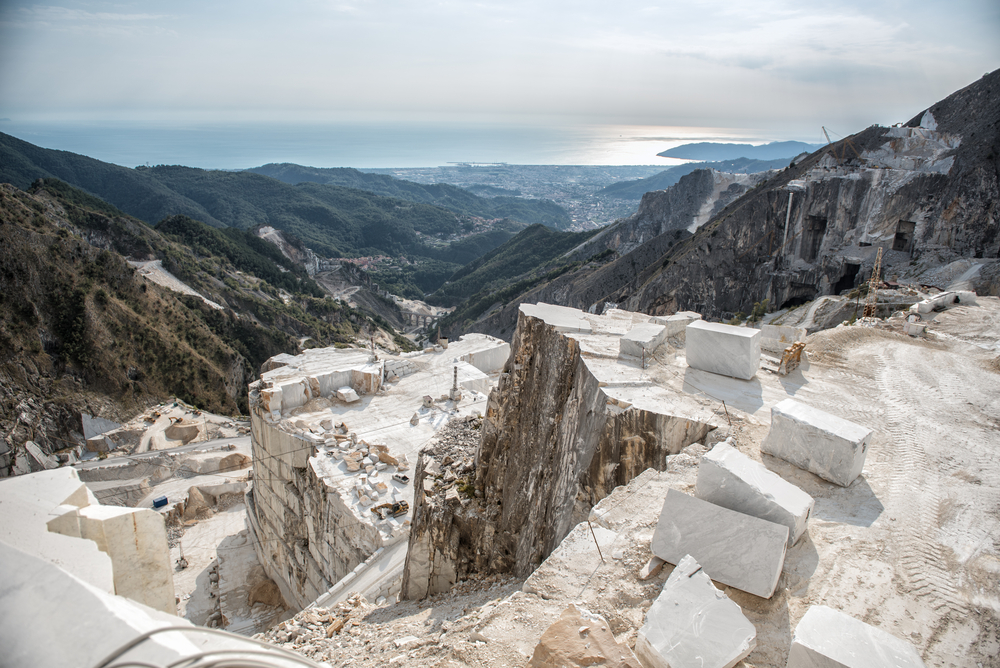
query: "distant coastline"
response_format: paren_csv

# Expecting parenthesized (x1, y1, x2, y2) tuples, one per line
(0, 120, 792, 171)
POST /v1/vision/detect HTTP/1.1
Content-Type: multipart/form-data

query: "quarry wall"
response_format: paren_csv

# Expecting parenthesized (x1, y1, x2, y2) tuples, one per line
(247, 357, 388, 610)
(401, 305, 712, 598)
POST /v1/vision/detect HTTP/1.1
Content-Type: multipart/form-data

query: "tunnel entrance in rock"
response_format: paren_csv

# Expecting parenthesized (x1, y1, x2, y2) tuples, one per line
(780, 294, 815, 309)
(801, 216, 828, 262)
(833, 262, 861, 294)
(893, 221, 916, 253)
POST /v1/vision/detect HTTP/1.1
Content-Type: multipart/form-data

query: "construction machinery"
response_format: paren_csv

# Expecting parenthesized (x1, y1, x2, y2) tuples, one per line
(862, 247, 884, 322)
(371, 500, 409, 520)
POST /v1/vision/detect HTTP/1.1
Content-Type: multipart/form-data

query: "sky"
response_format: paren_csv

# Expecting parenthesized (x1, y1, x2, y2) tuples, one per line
(1, 0, 998, 138)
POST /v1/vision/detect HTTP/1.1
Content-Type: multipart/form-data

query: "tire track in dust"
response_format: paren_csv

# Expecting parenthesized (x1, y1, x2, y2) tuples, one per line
(875, 348, 965, 615)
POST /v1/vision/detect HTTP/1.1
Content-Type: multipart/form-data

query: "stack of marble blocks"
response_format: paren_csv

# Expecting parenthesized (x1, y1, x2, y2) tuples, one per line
(762, 398, 873, 487)
(685, 320, 761, 380)
(650, 310, 702, 336)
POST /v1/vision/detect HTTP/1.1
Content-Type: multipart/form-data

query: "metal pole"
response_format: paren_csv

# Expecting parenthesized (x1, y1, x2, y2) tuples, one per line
(588, 521, 606, 563)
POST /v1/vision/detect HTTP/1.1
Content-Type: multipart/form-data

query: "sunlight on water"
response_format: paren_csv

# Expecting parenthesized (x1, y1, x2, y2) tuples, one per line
(1, 120, 771, 169)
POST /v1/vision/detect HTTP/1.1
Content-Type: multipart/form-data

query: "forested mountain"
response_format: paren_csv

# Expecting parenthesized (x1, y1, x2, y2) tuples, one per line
(0, 179, 411, 469)
(248, 163, 573, 229)
(0, 133, 523, 265)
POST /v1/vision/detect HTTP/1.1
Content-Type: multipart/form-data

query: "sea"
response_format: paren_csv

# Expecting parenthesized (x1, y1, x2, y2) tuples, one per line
(0, 119, 772, 170)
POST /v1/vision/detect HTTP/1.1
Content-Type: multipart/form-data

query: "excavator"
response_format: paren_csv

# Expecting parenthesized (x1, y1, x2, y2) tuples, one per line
(371, 500, 409, 520)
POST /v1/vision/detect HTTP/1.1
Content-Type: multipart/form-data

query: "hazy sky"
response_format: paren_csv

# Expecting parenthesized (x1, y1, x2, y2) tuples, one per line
(1, 1, 998, 136)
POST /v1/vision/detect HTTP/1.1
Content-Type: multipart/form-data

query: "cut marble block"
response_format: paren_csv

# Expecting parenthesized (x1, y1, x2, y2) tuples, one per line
(651, 311, 702, 336)
(651, 488, 788, 598)
(336, 386, 361, 403)
(636, 554, 756, 668)
(620, 323, 668, 357)
(685, 321, 761, 380)
(696, 442, 814, 546)
(787, 605, 926, 668)
(761, 399, 873, 487)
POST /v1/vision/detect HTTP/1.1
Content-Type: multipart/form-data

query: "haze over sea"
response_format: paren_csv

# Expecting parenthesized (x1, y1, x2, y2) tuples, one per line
(0, 120, 785, 170)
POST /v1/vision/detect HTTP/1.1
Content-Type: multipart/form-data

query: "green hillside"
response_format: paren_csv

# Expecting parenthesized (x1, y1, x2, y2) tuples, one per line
(0, 132, 513, 270)
(248, 163, 573, 229)
(428, 225, 596, 306)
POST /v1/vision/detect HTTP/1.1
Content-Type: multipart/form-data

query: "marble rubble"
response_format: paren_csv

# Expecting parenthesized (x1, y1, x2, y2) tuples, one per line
(651, 488, 788, 598)
(787, 605, 926, 668)
(685, 320, 761, 380)
(761, 398, 873, 487)
(696, 440, 814, 546)
(636, 554, 756, 668)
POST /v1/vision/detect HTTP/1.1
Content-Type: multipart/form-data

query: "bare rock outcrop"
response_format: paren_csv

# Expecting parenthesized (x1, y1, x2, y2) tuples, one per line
(401, 305, 712, 598)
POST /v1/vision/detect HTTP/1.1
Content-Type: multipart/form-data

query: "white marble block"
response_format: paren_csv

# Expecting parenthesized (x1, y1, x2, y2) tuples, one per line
(620, 323, 668, 357)
(787, 605, 926, 668)
(651, 488, 788, 598)
(336, 386, 361, 403)
(685, 321, 761, 380)
(651, 311, 702, 336)
(761, 399, 873, 487)
(636, 554, 756, 668)
(697, 442, 814, 546)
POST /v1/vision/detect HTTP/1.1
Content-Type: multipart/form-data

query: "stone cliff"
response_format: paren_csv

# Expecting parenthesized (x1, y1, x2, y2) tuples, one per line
(452, 70, 999, 337)
(401, 304, 714, 598)
(453, 169, 771, 341)
(600, 70, 1000, 318)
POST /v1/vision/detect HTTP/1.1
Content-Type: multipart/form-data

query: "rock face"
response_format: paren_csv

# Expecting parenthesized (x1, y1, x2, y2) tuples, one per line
(401, 305, 713, 598)
(450, 70, 999, 340)
(620, 70, 1000, 319)
(451, 169, 767, 342)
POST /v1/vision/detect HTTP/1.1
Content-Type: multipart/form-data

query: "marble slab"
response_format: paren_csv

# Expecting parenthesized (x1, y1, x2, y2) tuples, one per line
(787, 605, 926, 668)
(636, 554, 756, 668)
(520, 303, 592, 333)
(697, 441, 814, 546)
(651, 488, 788, 598)
(685, 321, 761, 380)
(620, 323, 668, 357)
(650, 311, 702, 336)
(761, 399, 872, 487)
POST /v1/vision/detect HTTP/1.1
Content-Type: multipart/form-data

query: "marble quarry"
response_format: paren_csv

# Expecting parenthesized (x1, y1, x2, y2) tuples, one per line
(401, 304, 717, 597)
(247, 335, 509, 609)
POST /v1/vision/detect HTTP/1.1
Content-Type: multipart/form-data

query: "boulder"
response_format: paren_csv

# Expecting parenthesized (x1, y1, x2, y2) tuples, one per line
(529, 604, 641, 668)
